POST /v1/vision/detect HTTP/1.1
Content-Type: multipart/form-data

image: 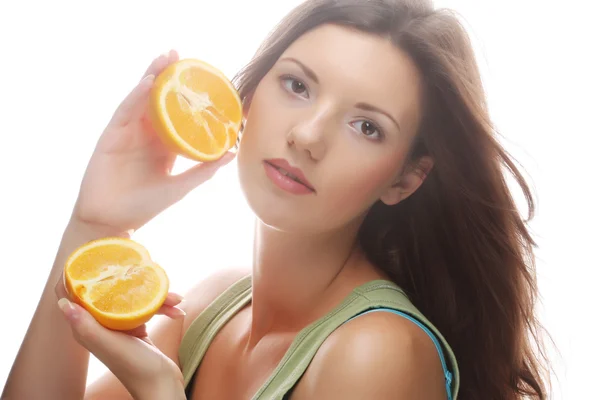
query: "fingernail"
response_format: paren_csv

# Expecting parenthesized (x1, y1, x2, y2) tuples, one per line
(143, 74, 155, 82)
(171, 293, 185, 302)
(58, 298, 77, 319)
(173, 307, 187, 317)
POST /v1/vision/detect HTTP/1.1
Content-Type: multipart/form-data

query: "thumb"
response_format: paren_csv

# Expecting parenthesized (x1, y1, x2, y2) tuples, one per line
(57, 298, 146, 364)
(57, 298, 163, 385)
(108, 73, 155, 128)
(58, 298, 115, 350)
(170, 151, 236, 196)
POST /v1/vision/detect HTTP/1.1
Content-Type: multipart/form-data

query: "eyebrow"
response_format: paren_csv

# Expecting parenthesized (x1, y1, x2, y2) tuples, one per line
(355, 102, 402, 132)
(279, 57, 402, 132)
(279, 57, 319, 84)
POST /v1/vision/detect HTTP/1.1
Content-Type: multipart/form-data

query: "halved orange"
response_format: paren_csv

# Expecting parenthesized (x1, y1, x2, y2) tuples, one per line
(148, 58, 242, 162)
(63, 237, 169, 331)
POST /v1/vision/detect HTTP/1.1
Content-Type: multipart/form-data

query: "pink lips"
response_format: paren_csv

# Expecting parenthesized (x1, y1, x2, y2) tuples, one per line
(263, 158, 316, 195)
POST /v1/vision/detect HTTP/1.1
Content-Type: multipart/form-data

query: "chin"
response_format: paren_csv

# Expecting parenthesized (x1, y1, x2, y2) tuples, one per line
(242, 185, 364, 236)
(243, 184, 314, 233)
(236, 153, 363, 235)
(236, 154, 306, 231)
(237, 176, 317, 235)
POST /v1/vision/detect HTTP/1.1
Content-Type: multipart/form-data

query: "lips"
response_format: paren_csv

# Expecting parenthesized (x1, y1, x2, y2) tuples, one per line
(264, 158, 315, 191)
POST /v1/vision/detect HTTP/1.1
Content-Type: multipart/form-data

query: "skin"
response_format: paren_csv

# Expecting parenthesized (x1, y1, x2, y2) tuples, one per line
(195, 24, 442, 399)
(4, 24, 445, 400)
(237, 23, 430, 341)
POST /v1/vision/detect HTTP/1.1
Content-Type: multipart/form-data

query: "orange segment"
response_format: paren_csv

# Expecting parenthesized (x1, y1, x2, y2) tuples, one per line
(149, 59, 242, 162)
(67, 243, 150, 281)
(64, 238, 169, 331)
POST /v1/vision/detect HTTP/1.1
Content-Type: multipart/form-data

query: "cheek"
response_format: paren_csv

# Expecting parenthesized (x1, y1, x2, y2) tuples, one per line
(239, 82, 287, 148)
(321, 154, 403, 217)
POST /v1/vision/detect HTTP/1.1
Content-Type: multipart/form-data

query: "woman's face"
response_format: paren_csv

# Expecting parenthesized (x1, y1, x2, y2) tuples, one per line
(237, 24, 425, 234)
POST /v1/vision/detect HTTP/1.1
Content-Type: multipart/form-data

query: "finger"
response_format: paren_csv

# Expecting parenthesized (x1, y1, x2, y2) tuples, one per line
(171, 151, 236, 197)
(141, 54, 164, 80)
(58, 299, 152, 353)
(163, 292, 184, 307)
(58, 298, 107, 348)
(57, 298, 158, 381)
(140, 53, 169, 81)
(121, 324, 149, 338)
(108, 74, 155, 127)
(109, 51, 181, 128)
(141, 50, 179, 81)
(167, 49, 179, 64)
(139, 336, 155, 347)
(156, 305, 186, 319)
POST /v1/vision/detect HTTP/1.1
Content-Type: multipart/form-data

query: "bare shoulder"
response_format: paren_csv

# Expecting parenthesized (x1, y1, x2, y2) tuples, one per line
(180, 267, 251, 333)
(291, 311, 447, 400)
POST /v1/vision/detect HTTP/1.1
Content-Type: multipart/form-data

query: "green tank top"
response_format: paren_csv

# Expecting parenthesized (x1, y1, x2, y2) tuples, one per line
(179, 275, 460, 399)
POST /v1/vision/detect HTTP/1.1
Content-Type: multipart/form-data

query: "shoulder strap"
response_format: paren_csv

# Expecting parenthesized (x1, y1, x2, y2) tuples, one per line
(348, 308, 454, 400)
(179, 274, 252, 387)
(251, 280, 460, 400)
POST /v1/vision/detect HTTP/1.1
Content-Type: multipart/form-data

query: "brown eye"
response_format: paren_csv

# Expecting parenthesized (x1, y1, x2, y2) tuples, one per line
(361, 121, 377, 136)
(281, 76, 309, 98)
(350, 120, 383, 140)
(292, 80, 305, 93)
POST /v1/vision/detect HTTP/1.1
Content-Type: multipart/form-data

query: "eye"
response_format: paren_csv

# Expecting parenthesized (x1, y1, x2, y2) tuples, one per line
(350, 120, 384, 140)
(281, 75, 309, 98)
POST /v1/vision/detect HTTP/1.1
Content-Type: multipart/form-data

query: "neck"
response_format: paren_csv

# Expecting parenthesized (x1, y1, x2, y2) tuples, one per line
(246, 218, 378, 348)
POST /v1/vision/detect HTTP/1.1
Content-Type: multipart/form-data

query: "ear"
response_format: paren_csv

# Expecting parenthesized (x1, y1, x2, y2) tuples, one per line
(380, 156, 434, 206)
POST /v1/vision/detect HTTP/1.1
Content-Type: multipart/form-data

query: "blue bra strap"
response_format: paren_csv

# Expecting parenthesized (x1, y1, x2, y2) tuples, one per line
(345, 308, 453, 400)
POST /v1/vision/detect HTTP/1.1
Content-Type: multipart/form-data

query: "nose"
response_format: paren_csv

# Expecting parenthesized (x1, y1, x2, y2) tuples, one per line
(286, 105, 332, 161)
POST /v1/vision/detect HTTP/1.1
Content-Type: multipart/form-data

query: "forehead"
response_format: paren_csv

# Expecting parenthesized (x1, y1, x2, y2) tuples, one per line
(278, 24, 423, 126)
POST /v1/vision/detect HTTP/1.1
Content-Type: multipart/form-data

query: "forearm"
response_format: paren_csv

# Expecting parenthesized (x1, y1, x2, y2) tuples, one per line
(2, 219, 130, 400)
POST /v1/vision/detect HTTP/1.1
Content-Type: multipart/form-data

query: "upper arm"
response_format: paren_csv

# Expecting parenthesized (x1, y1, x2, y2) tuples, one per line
(84, 267, 250, 400)
(291, 312, 447, 400)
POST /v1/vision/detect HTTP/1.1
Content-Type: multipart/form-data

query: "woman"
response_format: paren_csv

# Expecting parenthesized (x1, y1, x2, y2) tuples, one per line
(3, 0, 551, 399)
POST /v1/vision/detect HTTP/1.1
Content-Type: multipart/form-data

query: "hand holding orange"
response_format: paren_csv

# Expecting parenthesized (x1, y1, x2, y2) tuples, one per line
(61, 53, 239, 330)
(148, 58, 243, 162)
(49, 52, 239, 397)
(73, 51, 236, 237)
(57, 237, 184, 397)
(63, 237, 169, 331)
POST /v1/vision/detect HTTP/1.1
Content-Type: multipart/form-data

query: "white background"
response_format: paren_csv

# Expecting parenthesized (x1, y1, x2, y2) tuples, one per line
(1, 0, 598, 398)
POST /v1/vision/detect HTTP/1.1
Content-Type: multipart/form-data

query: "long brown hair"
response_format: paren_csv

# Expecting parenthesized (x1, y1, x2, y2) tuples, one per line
(233, 0, 551, 398)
